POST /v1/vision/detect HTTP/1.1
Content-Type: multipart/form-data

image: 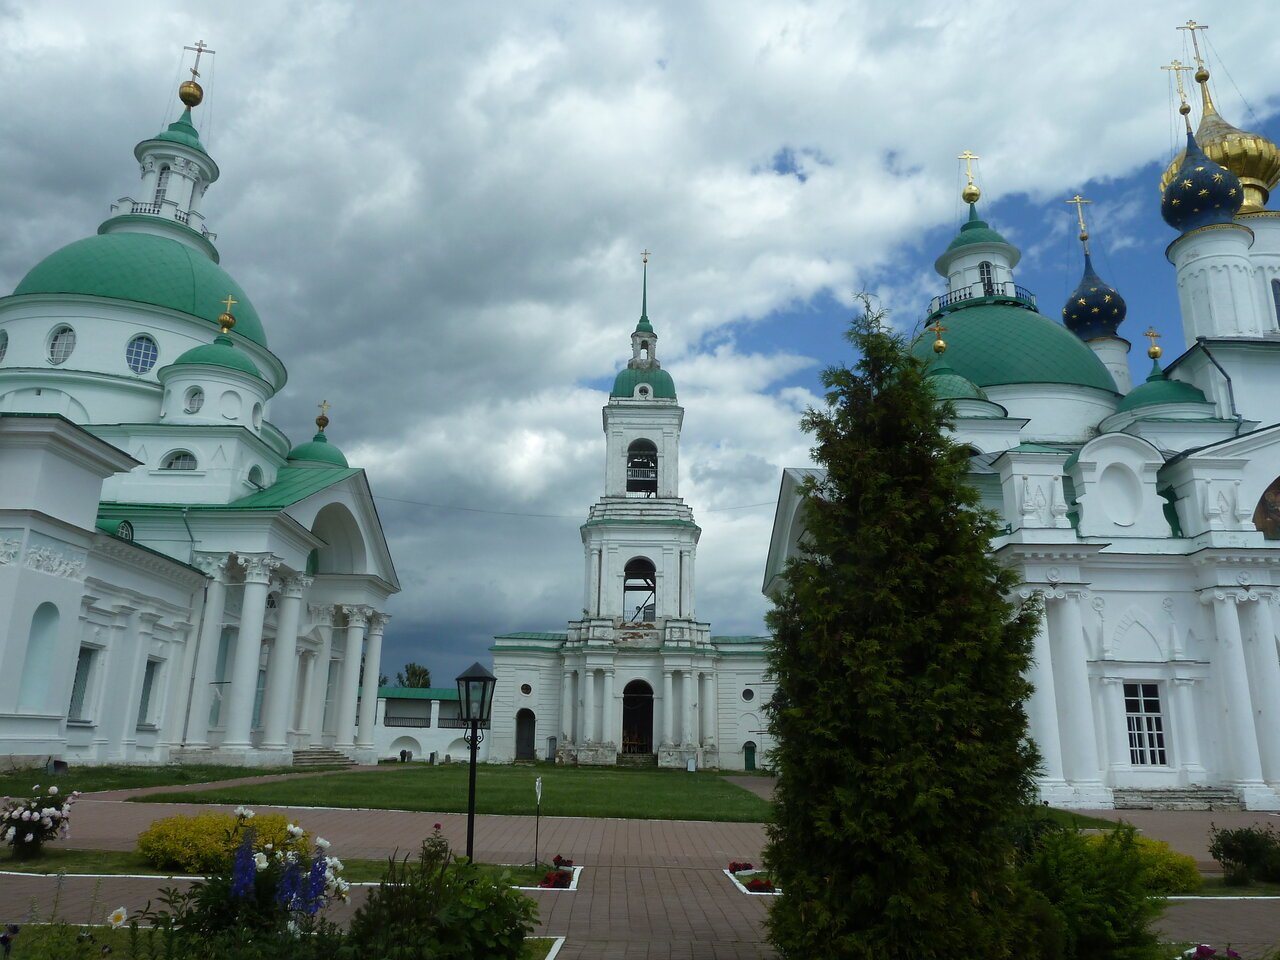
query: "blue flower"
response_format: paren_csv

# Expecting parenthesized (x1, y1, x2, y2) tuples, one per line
(230, 832, 256, 898)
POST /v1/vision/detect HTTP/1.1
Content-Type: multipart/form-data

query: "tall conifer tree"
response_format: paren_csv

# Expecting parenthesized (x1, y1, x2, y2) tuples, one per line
(765, 302, 1042, 958)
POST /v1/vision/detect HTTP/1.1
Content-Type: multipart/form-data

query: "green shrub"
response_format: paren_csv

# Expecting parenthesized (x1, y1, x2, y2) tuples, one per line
(137, 812, 308, 873)
(1020, 824, 1165, 960)
(1084, 832, 1201, 894)
(346, 829, 537, 959)
(1208, 822, 1280, 885)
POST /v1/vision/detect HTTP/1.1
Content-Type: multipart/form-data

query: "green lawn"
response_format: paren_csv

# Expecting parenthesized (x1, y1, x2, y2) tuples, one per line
(0, 763, 339, 798)
(1193, 876, 1280, 897)
(0, 847, 557, 887)
(1041, 808, 1124, 830)
(134, 763, 775, 822)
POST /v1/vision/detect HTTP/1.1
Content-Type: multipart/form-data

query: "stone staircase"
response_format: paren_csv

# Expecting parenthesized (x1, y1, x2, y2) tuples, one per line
(1112, 787, 1241, 811)
(616, 752, 658, 768)
(292, 747, 357, 769)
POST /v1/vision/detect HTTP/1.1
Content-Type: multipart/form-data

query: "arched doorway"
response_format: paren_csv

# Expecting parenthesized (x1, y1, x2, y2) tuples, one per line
(621, 680, 654, 754)
(515, 708, 537, 761)
(744, 740, 757, 771)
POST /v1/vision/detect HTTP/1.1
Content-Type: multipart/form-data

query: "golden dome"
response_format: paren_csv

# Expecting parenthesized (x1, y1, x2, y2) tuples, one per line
(179, 79, 204, 108)
(961, 182, 981, 204)
(1160, 80, 1280, 213)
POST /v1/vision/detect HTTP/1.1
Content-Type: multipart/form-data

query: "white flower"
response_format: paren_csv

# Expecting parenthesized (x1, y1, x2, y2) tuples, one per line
(108, 906, 128, 928)
(20, 811, 31, 821)
(24, 833, 34, 843)
(31, 785, 39, 793)
(326, 856, 344, 872)
(3, 828, 13, 841)
(253, 852, 269, 871)
(286, 920, 300, 937)
(48, 786, 58, 796)
(315, 837, 330, 850)
(264, 843, 273, 851)
(286, 823, 303, 838)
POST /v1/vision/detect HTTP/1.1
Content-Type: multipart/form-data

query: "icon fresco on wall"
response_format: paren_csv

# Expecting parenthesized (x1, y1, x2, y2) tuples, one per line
(1253, 477, 1280, 540)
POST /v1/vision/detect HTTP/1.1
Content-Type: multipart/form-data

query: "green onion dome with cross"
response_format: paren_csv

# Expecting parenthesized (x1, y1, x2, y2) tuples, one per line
(610, 252, 677, 400)
(288, 403, 349, 467)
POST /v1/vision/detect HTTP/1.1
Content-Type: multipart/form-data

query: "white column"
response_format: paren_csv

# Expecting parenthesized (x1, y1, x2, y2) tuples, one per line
(262, 576, 310, 750)
(703, 672, 717, 746)
(1211, 592, 1265, 783)
(1025, 606, 1065, 782)
(561, 670, 574, 743)
(357, 613, 389, 749)
(1243, 596, 1280, 782)
(582, 667, 595, 742)
(294, 653, 314, 735)
(1170, 677, 1206, 783)
(334, 607, 370, 751)
(1099, 677, 1130, 784)
(429, 698, 440, 728)
(661, 669, 674, 746)
(1049, 591, 1102, 783)
(306, 605, 336, 739)
(186, 554, 234, 747)
(602, 668, 615, 746)
(587, 549, 601, 617)
(222, 555, 281, 750)
(682, 670, 695, 747)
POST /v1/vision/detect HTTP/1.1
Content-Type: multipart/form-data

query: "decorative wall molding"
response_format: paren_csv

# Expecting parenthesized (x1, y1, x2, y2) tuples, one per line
(24, 545, 86, 580)
(0, 538, 20, 565)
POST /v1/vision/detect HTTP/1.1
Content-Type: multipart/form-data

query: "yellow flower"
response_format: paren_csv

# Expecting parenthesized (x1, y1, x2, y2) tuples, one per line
(108, 906, 128, 928)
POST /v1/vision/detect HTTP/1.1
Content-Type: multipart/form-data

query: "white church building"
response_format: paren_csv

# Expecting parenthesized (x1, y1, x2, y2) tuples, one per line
(765, 53, 1280, 809)
(489, 265, 773, 770)
(0, 59, 398, 767)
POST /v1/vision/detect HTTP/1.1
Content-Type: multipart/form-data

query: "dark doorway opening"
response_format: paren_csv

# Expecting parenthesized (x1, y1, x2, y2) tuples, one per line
(624, 557, 656, 622)
(744, 740, 757, 771)
(621, 680, 654, 754)
(515, 708, 537, 761)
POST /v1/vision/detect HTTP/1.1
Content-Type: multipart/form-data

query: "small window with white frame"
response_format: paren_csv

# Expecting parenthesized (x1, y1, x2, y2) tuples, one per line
(125, 334, 159, 374)
(136, 659, 161, 728)
(184, 386, 205, 414)
(48, 324, 76, 364)
(162, 450, 198, 471)
(1124, 681, 1168, 765)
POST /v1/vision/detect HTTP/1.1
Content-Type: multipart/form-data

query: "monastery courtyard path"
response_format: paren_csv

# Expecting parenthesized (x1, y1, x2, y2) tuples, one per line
(2, 770, 1278, 958)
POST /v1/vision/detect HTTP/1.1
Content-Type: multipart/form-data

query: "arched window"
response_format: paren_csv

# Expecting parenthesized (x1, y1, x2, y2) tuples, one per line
(626, 439, 658, 497)
(125, 334, 159, 374)
(162, 450, 198, 471)
(979, 261, 995, 296)
(47, 325, 76, 365)
(155, 165, 171, 203)
(18, 603, 60, 712)
(623, 557, 656, 622)
(248, 465, 264, 487)
(1272, 279, 1280, 327)
(0, 329, 8, 363)
(184, 387, 205, 414)
(640, 339, 651, 361)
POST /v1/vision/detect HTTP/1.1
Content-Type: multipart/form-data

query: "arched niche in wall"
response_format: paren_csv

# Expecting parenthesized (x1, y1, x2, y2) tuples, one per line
(310, 502, 368, 574)
(18, 602, 60, 712)
(1253, 476, 1280, 540)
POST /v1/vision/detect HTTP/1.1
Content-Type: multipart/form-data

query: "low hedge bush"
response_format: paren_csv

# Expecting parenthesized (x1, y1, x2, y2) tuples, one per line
(1208, 822, 1280, 885)
(1085, 832, 1201, 894)
(137, 812, 309, 873)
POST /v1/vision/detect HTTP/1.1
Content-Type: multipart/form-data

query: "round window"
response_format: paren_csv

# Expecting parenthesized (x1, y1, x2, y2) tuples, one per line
(638, 385, 650, 397)
(184, 387, 205, 414)
(125, 334, 159, 374)
(520, 683, 532, 696)
(47, 325, 76, 365)
(742, 688, 755, 702)
(0, 329, 8, 363)
(116, 520, 134, 541)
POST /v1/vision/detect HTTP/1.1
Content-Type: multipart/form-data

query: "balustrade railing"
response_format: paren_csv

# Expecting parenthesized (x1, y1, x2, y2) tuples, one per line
(384, 716, 432, 728)
(927, 280, 1037, 318)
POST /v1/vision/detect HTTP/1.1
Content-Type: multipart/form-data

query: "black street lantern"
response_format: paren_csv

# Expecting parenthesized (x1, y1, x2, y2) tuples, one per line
(456, 662, 497, 724)
(456, 661, 496, 861)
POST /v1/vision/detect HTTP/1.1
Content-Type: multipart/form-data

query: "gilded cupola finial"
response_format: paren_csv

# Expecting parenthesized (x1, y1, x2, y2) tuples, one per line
(1066, 194, 1093, 253)
(1162, 59, 1194, 133)
(958, 150, 981, 204)
(640, 248, 650, 322)
(317, 399, 331, 433)
(1144, 327, 1163, 360)
(929, 319, 947, 354)
(217, 294, 237, 334)
(1178, 20, 1214, 107)
(178, 39, 215, 108)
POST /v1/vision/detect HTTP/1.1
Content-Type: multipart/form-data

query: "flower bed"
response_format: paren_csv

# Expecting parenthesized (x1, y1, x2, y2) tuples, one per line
(2, 785, 79, 860)
(724, 860, 780, 896)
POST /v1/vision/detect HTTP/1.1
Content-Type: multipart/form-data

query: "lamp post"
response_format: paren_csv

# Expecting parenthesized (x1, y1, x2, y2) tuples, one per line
(456, 661, 496, 861)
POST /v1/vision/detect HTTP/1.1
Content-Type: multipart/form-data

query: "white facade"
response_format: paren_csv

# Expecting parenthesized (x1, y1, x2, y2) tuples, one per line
(491, 295, 773, 771)
(371, 688, 491, 764)
(0, 76, 398, 768)
(765, 78, 1280, 809)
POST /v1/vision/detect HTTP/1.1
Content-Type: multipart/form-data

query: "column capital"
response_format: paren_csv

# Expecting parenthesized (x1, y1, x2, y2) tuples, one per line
(240, 554, 283, 584)
(308, 603, 336, 626)
(280, 575, 314, 599)
(343, 604, 373, 628)
(1200, 588, 1248, 605)
(1171, 676, 1199, 687)
(368, 611, 391, 635)
(192, 551, 235, 580)
(1100, 676, 1128, 687)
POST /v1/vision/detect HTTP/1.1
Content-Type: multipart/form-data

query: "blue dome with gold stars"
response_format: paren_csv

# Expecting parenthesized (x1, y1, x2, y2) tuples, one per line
(1162, 130, 1243, 232)
(1062, 252, 1127, 341)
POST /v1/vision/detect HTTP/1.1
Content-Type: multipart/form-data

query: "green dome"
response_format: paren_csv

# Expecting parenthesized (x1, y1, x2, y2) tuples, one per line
(1116, 361, 1210, 412)
(912, 303, 1117, 393)
(611, 366, 677, 400)
(171, 334, 261, 377)
(14, 233, 267, 346)
(926, 363, 988, 400)
(288, 431, 349, 467)
(150, 108, 207, 155)
(945, 203, 1012, 251)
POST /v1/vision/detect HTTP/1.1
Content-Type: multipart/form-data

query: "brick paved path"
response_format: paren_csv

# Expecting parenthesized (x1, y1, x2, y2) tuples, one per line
(4, 778, 1280, 958)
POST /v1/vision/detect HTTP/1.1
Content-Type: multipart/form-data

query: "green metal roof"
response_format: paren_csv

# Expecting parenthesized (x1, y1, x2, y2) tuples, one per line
(926, 363, 988, 400)
(914, 302, 1117, 393)
(376, 686, 459, 701)
(945, 203, 1012, 251)
(494, 632, 569, 641)
(231, 466, 357, 508)
(1116, 360, 1210, 412)
(611, 366, 676, 400)
(151, 108, 208, 155)
(288, 432, 349, 467)
(14, 232, 267, 346)
(171, 334, 262, 378)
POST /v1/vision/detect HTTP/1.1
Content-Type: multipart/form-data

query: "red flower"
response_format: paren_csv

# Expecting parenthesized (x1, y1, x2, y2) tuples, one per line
(745, 877, 774, 892)
(433, 823, 442, 830)
(728, 861, 754, 873)
(538, 869, 572, 888)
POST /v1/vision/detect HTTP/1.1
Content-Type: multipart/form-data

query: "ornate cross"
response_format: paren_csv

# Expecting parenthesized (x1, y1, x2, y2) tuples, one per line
(1162, 58, 1192, 105)
(318, 400, 331, 418)
(928, 319, 946, 340)
(220, 294, 237, 313)
(957, 150, 979, 186)
(1143, 327, 1163, 359)
(1177, 20, 1208, 70)
(641, 248, 650, 265)
(184, 40, 216, 80)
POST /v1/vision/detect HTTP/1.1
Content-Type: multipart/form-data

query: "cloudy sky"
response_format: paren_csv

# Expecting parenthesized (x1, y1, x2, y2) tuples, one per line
(3, 2, 1280, 684)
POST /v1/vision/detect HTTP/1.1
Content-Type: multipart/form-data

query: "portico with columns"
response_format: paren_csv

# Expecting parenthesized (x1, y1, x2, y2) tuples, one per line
(489, 263, 773, 770)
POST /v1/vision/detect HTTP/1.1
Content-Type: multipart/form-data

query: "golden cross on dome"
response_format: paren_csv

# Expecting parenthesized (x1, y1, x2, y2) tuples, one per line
(1144, 327, 1163, 360)
(1177, 19, 1208, 71)
(1066, 195, 1092, 249)
(184, 40, 215, 80)
(957, 150, 979, 186)
(928, 319, 947, 354)
(1162, 58, 1194, 129)
(220, 294, 237, 313)
(318, 400, 331, 418)
(641, 248, 650, 265)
